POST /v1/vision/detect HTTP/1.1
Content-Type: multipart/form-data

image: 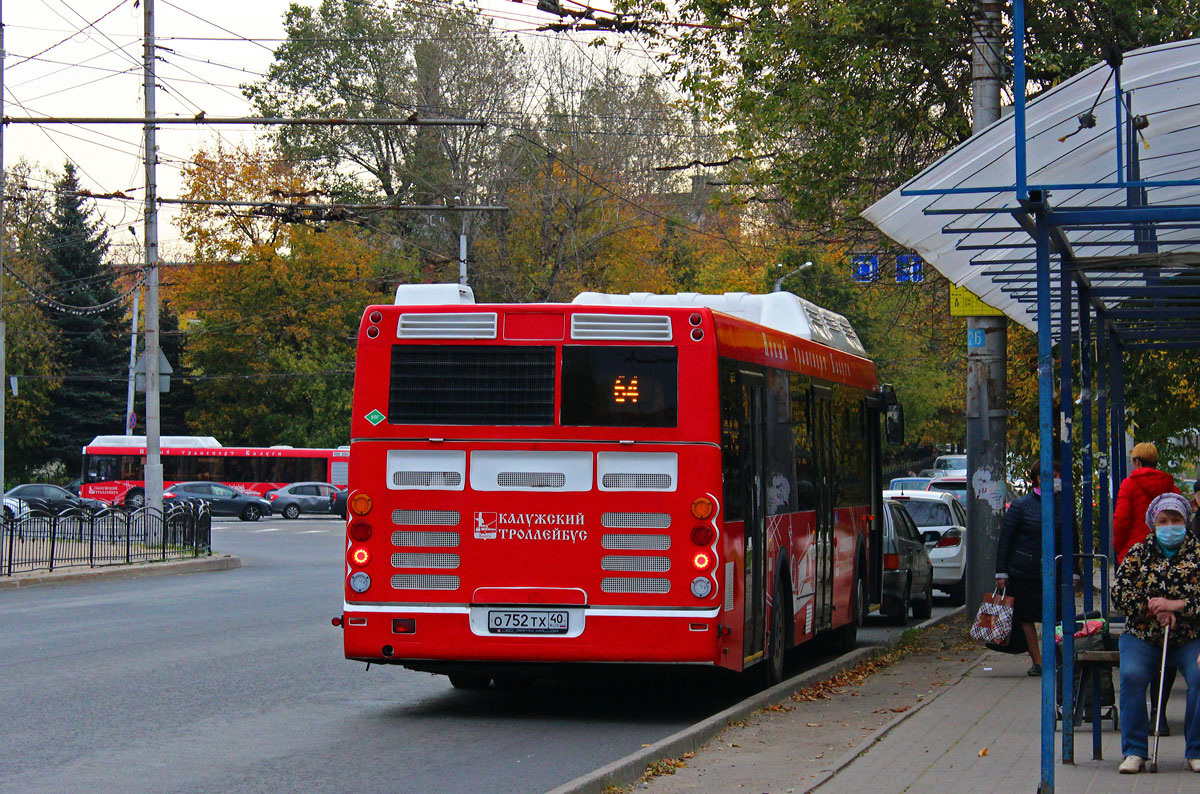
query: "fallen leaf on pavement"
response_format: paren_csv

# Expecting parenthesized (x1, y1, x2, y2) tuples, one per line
(806, 723, 822, 727)
(978, 748, 989, 757)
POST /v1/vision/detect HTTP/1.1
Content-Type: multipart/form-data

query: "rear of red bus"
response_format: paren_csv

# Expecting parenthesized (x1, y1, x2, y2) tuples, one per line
(341, 297, 739, 678)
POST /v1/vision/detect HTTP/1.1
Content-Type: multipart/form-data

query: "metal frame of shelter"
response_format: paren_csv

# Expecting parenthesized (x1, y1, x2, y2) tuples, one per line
(864, 5, 1200, 792)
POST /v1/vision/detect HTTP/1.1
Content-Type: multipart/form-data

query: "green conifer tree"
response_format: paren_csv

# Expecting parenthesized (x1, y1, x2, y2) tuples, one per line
(41, 163, 125, 470)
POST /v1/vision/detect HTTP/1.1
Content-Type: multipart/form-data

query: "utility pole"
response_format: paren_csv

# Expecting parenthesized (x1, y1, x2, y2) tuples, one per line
(125, 287, 140, 436)
(143, 0, 163, 515)
(458, 210, 468, 286)
(965, 0, 1008, 617)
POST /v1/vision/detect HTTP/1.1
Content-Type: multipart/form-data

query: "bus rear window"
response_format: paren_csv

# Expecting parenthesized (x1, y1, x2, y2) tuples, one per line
(560, 346, 678, 427)
(389, 344, 556, 425)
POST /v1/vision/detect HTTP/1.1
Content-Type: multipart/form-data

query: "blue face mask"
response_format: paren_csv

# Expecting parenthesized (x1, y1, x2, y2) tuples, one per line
(1156, 523, 1188, 554)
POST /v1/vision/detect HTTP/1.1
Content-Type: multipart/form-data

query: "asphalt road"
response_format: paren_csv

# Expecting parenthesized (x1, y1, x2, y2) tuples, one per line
(0, 517, 953, 794)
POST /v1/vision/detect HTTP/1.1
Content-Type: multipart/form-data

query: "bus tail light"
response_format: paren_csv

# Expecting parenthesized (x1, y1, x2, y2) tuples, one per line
(935, 529, 963, 548)
(692, 551, 714, 571)
(349, 493, 373, 516)
(690, 525, 715, 546)
(349, 521, 372, 542)
(392, 618, 416, 634)
(690, 497, 714, 520)
(884, 553, 900, 570)
(349, 546, 371, 566)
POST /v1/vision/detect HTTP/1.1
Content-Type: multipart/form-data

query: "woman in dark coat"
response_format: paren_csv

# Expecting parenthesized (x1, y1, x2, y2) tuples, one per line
(995, 462, 1062, 676)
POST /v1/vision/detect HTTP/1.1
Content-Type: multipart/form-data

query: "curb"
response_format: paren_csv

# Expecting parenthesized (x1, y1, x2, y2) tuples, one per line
(0, 554, 241, 590)
(544, 607, 967, 794)
(799, 648, 988, 793)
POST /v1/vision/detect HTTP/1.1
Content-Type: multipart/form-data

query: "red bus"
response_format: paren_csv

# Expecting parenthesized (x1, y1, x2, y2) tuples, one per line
(81, 435, 350, 506)
(340, 285, 901, 686)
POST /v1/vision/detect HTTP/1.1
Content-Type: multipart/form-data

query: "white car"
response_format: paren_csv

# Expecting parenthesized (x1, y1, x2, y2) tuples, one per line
(932, 454, 968, 477)
(882, 489, 967, 605)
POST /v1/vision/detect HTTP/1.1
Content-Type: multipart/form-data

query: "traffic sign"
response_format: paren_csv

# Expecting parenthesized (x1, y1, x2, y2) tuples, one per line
(949, 285, 1004, 317)
(133, 350, 174, 393)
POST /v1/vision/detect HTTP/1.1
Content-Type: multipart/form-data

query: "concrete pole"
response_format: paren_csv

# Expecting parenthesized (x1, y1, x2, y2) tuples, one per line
(143, 0, 163, 515)
(125, 288, 139, 435)
(964, 0, 1008, 617)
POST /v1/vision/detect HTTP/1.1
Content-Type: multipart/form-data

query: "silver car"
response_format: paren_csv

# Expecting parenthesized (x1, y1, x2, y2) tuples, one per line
(880, 498, 935, 625)
(264, 482, 344, 519)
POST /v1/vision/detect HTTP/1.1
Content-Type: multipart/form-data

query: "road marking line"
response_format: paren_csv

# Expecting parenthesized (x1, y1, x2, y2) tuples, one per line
(296, 530, 328, 534)
(252, 528, 282, 532)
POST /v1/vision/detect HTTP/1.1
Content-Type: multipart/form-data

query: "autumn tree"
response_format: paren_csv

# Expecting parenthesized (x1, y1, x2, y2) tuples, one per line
(170, 144, 412, 446)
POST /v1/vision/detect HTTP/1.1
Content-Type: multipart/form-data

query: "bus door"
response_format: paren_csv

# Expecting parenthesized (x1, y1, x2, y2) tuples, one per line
(739, 373, 768, 664)
(812, 385, 836, 631)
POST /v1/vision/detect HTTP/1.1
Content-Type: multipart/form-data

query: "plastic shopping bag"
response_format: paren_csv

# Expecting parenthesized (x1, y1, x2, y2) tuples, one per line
(970, 589, 1015, 646)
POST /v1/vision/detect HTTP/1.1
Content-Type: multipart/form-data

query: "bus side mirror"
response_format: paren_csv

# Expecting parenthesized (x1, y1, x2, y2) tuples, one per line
(885, 404, 905, 447)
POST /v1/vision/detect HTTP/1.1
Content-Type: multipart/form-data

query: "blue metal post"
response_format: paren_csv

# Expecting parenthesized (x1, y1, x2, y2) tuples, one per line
(1078, 290, 1101, 759)
(1036, 207, 1056, 794)
(1096, 317, 1111, 613)
(1058, 257, 1076, 764)
(1013, 0, 1027, 199)
(1114, 64, 1124, 191)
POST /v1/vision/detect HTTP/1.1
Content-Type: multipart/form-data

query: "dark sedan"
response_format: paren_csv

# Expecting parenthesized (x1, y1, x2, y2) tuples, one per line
(879, 497, 935, 625)
(264, 482, 344, 519)
(163, 481, 272, 521)
(4, 483, 105, 512)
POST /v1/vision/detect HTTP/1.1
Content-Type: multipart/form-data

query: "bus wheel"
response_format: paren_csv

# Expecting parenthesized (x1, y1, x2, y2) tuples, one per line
(762, 593, 790, 688)
(283, 504, 300, 520)
(126, 490, 145, 509)
(449, 674, 491, 690)
(241, 505, 263, 522)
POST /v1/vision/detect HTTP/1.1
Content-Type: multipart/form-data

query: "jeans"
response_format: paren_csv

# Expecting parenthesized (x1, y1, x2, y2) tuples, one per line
(1119, 631, 1200, 759)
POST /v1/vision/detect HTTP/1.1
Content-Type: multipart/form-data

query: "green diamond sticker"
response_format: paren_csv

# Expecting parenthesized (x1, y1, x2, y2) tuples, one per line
(364, 409, 386, 425)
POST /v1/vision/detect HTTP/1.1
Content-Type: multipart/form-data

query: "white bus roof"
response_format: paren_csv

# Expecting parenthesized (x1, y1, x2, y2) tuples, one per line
(571, 291, 867, 358)
(86, 435, 222, 449)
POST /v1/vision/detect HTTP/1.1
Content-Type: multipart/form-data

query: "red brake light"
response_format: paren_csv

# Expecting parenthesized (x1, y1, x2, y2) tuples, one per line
(884, 553, 900, 570)
(267, 492, 279, 500)
(690, 525, 715, 546)
(936, 530, 962, 548)
(349, 522, 372, 542)
(163, 491, 175, 499)
(349, 546, 371, 566)
(692, 551, 713, 571)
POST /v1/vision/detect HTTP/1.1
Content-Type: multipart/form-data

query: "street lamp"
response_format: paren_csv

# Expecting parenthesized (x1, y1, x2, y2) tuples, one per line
(773, 260, 813, 292)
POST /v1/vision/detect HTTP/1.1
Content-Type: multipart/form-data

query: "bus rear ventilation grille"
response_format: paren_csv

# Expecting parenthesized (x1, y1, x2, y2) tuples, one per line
(496, 472, 566, 489)
(601, 473, 673, 490)
(392, 510, 462, 527)
(391, 574, 460, 590)
(391, 530, 461, 548)
(391, 552, 461, 569)
(393, 471, 463, 488)
(601, 533, 671, 551)
(601, 577, 671, 594)
(397, 312, 497, 339)
(601, 512, 671, 529)
(571, 314, 672, 341)
(601, 555, 671, 573)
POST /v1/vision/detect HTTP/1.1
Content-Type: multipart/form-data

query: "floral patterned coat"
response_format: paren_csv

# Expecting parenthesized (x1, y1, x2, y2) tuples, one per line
(1112, 533, 1200, 647)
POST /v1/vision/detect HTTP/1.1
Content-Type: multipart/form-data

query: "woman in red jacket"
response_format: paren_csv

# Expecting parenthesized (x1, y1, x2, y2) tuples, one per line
(1114, 442, 1179, 565)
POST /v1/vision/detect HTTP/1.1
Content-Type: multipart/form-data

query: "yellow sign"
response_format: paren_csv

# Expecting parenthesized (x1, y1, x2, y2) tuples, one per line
(949, 285, 1004, 317)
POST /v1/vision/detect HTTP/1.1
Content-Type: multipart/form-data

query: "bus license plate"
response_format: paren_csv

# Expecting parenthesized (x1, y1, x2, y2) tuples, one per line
(487, 609, 569, 635)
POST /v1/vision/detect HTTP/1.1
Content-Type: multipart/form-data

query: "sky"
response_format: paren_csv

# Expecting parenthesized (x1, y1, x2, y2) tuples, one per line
(3, 0, 607, 260)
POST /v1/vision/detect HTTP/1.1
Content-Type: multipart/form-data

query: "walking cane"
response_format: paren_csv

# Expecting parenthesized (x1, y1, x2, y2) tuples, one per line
(1147, 622, 1170, 774)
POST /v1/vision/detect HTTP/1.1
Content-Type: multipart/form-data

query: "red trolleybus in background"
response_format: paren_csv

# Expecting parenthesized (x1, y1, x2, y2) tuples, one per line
(340, 284, 903, 687)
(81, 435, 350, 506)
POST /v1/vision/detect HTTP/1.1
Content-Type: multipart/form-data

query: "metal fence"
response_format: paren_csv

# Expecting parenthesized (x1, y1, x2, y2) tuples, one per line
(1, 501, 211, 576)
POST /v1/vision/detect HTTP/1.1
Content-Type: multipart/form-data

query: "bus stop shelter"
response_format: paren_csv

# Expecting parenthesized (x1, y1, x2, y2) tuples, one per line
(863, 21, 1200, 793)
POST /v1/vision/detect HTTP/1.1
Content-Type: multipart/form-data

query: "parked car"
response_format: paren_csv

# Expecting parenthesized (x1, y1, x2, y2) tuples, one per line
(884, 490, 967, 605)
(330, 487, 347, 519)
(265, 482, 344, 519)
(889, 476, 933, 492)
(926, 476, 967, 504)
(162, 481, 271, 521)
(880, 498, 935, 625)
(4, 483, 105, 512)
(933, 454, 967, 477)
(3, 495, 30, 521)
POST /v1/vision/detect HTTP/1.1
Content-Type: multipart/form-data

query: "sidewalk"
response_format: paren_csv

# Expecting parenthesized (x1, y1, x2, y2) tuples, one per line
(639, 630, 1198, 794)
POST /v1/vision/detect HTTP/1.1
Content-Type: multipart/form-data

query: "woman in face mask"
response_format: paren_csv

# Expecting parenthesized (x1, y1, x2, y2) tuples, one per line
(1111, 493, 1200, 774)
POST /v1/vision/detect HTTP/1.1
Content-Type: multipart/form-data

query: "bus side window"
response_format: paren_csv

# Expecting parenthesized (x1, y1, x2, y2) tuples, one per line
(790, 377, 815, 511)
(765, 369, 795, 515)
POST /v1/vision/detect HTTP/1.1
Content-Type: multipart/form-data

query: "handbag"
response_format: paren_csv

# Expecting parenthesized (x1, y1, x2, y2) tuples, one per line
(970, 588, 1015, 645)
